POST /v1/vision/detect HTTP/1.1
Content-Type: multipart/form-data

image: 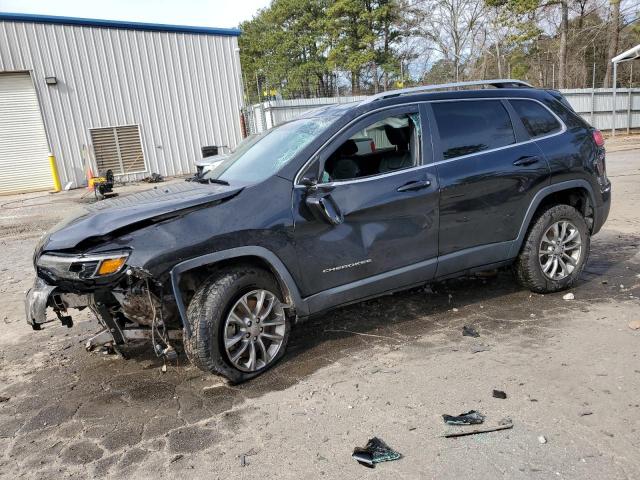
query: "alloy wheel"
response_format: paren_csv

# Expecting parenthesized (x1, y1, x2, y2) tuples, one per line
(538, 220, 582, 281)
(223, 289, 286, 372)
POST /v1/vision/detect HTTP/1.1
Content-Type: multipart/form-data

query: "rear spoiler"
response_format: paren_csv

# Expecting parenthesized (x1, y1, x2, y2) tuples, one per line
(546, 89, 575, 112)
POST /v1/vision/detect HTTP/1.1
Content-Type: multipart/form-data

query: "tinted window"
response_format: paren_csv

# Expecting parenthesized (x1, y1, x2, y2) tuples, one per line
(511, 99, 562, 138)
(433, 101, 515, 159)
(320, 112, 421, 182)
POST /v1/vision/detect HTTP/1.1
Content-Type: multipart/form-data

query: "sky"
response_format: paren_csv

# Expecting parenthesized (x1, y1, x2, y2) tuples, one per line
(0, 0, 271, 28)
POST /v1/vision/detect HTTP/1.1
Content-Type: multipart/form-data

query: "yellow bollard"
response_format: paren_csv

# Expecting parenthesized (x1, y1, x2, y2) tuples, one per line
(48, 152, 62, 192)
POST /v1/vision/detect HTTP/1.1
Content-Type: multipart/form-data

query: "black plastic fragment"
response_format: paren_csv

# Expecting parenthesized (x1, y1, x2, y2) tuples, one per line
(462, 325, 480, 337)
(442, 410, 485, 425)
(352, 437, 402, 468)
(493, 389, 507, 399)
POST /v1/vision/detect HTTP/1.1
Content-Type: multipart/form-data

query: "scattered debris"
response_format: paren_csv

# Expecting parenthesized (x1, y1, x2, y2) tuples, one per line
(628, 320, 640, 330)
(0, 396, 9, 403)
(170, 454, 184, 464)
(471, 344, 491, 353)
(462, 325, 480, 338)
(142, 172, 164, 183)
(443, 410, 485, 425)
(161, 364, 167, 373)
(352, 437, 402, 468)
(563, 293, 575, 300)
(443, 418, 513, 438)
(452, 308, 459, 312)
(492, 389, 507, 399)
(63, 181, 73, 191)
(239, 448, 260, 467)
(538, 435, 547, 444)
(579, 411, 593, 417)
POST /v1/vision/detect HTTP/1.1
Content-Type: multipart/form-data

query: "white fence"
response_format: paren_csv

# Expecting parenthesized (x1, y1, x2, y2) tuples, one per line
(244, 88, 640, 134)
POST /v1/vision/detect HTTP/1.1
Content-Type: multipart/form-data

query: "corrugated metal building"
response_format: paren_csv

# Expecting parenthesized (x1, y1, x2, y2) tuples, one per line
(0, 12, 244, 195)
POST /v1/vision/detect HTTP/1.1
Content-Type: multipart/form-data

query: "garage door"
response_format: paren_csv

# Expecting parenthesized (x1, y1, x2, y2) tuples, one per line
(0, 73, 52, 195)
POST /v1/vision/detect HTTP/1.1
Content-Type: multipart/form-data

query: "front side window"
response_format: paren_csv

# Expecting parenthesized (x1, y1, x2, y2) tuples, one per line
(201, 116, 337, 183)
(432, 100, 515, 160)
(510, 99, 562, 138)
(320, 112, 421, 182)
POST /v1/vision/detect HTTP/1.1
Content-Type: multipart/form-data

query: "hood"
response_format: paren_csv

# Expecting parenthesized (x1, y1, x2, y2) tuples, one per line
(41, 182, 243, 251)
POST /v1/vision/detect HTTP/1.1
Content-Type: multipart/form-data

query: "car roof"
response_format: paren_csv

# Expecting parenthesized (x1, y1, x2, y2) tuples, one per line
(302, 81, 552, 120)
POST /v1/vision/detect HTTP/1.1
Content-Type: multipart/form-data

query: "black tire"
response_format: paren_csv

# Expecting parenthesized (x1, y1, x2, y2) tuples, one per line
(183, 266, 291, 383)
(514, 204, 590, 294)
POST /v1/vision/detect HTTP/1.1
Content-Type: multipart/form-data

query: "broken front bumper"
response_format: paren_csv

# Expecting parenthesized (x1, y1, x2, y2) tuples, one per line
(25, 277, 57, 329)
(25, 277, 88, 329)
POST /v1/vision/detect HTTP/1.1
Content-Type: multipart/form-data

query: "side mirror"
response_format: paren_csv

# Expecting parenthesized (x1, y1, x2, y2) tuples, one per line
(300, 177, 317, 189)
(305, 192, 343, 226)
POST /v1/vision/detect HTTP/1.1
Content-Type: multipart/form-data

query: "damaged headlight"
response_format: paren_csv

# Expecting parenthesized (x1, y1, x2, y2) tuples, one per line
(37, 251, 130, 280)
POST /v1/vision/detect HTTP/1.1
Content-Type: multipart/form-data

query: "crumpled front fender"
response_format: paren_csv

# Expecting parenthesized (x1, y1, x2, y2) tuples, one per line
(25, 277, 57, 328)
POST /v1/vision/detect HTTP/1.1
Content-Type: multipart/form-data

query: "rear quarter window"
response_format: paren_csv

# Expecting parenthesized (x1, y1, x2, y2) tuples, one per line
(432, 100, 515, 159)
(510, 99, 562, 138)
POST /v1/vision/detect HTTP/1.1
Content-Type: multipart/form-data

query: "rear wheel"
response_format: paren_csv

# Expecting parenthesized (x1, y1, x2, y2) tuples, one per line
(514, 204, 590, 293)
(184, 266, 290, 383)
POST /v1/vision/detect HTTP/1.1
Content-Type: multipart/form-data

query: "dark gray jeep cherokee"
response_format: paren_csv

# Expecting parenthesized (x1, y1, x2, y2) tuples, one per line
(26, 79, 611, 383)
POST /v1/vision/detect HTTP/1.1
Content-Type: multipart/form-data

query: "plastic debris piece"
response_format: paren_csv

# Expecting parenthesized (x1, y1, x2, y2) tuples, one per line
(443, 418, 513, 438)
(0, 396, 9, 403)
(492, 389, 507, 399)
(563, 293, 574, 300)
(462, 325, 479, 338)
(352, 437, 402, 468)
(538, 435, 547, 444)
(628, 320, 640, 330)
(442, 410, 485, 425)
(170, 454, 183, 463)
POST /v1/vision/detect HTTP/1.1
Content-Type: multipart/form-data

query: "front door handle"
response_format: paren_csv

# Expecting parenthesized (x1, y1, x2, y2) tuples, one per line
(513, 155, 541, 167)
(397, 179, 431, 192)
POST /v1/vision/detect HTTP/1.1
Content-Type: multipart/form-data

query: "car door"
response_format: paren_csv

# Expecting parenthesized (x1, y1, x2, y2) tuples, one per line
(429, 98, 552, 276)
(291, 104, 440, 306)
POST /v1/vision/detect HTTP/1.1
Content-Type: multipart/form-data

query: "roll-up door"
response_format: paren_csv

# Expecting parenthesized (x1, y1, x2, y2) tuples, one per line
(0, 72, 52, 195)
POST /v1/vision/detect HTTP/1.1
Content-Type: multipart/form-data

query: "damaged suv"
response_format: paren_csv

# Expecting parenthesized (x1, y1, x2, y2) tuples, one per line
(26, 79, 611, 382)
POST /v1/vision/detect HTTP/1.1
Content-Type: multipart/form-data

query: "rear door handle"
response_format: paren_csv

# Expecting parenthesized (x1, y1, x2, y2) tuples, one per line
(397, 179, 431, 192)
(513, 155, 541, 167)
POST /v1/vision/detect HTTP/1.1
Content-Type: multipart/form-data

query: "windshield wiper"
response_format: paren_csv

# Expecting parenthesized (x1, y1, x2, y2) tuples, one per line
(196, 178, 229, 186)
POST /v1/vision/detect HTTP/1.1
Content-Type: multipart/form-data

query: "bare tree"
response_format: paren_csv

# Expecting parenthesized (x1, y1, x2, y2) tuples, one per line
(411, 0, 487, 82)
(603, 0, 621, 87)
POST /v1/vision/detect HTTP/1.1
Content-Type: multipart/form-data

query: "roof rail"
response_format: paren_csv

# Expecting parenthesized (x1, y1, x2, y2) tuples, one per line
(361, 79, 533, 104)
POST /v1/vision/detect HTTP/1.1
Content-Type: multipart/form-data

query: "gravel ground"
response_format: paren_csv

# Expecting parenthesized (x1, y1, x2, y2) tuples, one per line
(0, 149, 639, 479)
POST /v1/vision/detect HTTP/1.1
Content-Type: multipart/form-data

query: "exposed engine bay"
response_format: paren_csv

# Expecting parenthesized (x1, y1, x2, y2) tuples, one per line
(26, 264, 181, 360)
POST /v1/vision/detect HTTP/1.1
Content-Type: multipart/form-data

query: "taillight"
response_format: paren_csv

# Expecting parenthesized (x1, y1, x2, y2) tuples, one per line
(593, 129, 605, 147)
(370, 140, 376, 152)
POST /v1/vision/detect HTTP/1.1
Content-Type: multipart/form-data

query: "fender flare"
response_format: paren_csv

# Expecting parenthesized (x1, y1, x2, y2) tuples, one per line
(170, 246, 306, 337)
(508, 179, 597, 258)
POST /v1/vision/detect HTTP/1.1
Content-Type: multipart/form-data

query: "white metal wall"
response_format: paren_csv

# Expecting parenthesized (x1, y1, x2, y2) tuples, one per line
(249, 90, 640, 134)
(0, 19, 244, 187)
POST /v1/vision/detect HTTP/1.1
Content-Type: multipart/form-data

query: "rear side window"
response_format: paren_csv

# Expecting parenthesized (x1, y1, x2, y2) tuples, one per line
(510, 99, 561, 138)
(432, 100, 515, 159)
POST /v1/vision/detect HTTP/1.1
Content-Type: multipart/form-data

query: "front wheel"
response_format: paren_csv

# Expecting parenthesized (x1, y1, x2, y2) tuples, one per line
(514, 204, 590, 294)
(184, 266, 290, 383)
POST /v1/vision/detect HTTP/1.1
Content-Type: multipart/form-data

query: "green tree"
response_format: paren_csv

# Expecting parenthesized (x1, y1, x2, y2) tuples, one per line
(239, 0, 332, 101)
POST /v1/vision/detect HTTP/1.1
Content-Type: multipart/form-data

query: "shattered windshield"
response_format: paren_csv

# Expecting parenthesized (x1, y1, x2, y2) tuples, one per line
(202, 116, 338, 183)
